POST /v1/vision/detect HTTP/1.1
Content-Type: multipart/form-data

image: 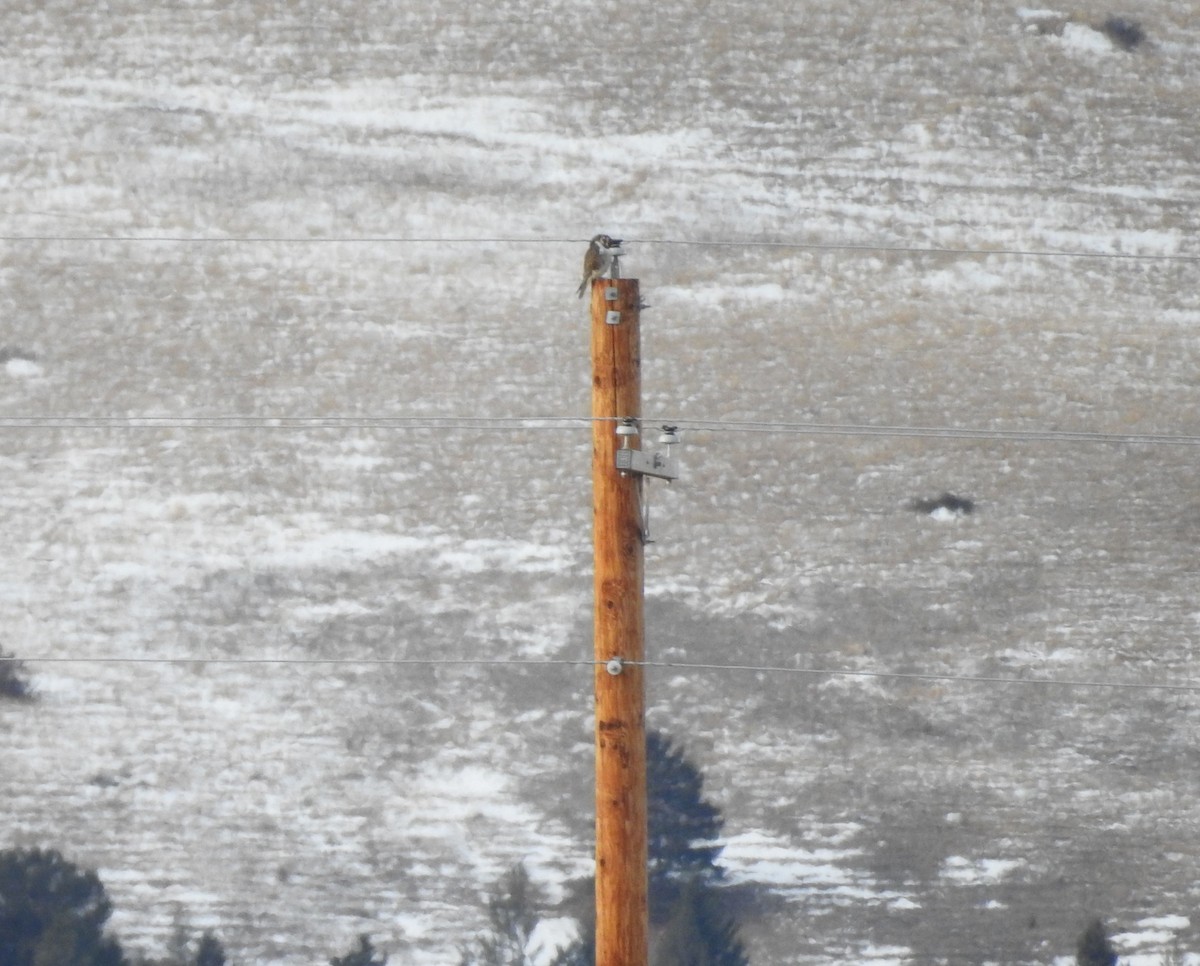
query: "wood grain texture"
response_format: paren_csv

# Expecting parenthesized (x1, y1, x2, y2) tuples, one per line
(590, 277, 648, 966)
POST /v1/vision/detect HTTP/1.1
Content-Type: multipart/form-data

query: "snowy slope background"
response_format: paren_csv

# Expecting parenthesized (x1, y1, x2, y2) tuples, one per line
(2, 0, 1200, 963)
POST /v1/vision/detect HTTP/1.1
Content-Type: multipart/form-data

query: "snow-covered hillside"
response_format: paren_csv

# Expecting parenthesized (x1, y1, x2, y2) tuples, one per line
(2, 0, 1199, 963)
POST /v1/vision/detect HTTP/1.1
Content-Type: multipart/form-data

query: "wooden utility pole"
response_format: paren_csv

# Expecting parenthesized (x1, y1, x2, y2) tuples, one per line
(590, 275, 648, 966)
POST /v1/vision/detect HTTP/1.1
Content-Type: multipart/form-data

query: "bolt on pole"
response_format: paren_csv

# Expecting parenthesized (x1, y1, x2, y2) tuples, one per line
(590, 275, 648, 966)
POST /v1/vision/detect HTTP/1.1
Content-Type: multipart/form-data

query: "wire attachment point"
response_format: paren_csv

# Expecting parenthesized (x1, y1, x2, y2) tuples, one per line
(613, 423, 680, 481)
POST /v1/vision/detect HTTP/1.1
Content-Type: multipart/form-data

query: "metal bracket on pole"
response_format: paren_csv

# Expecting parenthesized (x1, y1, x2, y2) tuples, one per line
(604, 285, 622, 324)
(614, 421, 680, 482)
(603, 250, 625, 322)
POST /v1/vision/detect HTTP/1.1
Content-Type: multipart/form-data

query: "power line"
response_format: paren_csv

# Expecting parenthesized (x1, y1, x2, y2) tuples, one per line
(2, 413, 1199, 447)
(0, 414, 602, 431)
(0, 235, 552, 246)
(0, 655, 591, 668)
(4, 653, 1197, 695)
(668, 418, 1200, 447)
(0, 233, 1196, 263)
(637, 237, 1200, 264)
(632, 659, 1200, 695)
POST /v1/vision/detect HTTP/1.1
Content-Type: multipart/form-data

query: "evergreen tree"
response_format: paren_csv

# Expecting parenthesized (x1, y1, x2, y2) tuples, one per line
(0, 847, 127, 966)
(194, 931, 227, 966)
(550, 731, 736, 964)
(0, 649, 34, 701)
(547, 878, 748, 966)
(651, 880, 748, 966)
(646, 730, 725, 920)
(1076, 918, 1118, 966)
(330, 934, 387, 966)
(459, 864, 541, 966)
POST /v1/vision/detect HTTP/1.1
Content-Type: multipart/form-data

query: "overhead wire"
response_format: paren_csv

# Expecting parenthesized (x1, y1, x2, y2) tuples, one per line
(2, 413, 1199, 448)
(2, 654, 1197, 695)
(655, 418, 1200, 447)
(636, 237, 1200, 263)
(0, 655, 591, 668)
(0, 233, 1197, 262)
(632, 659, 1200, 694)
(0, 414, 604, 431)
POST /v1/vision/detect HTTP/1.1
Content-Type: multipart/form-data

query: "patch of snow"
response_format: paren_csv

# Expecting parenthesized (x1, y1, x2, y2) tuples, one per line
(527, 918, 579, 966)
(856, 944, 914, 966)
(4, 357, 43, 378)
(1114, 913, 1192, 954)
(1060, 22, 1116, 54)
(1139, 915, 1190, 931)
(940, 856, 1024, 884)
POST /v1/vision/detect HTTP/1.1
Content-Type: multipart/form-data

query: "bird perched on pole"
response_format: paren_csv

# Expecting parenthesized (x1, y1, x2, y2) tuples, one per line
(577, 234, 624, 298)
